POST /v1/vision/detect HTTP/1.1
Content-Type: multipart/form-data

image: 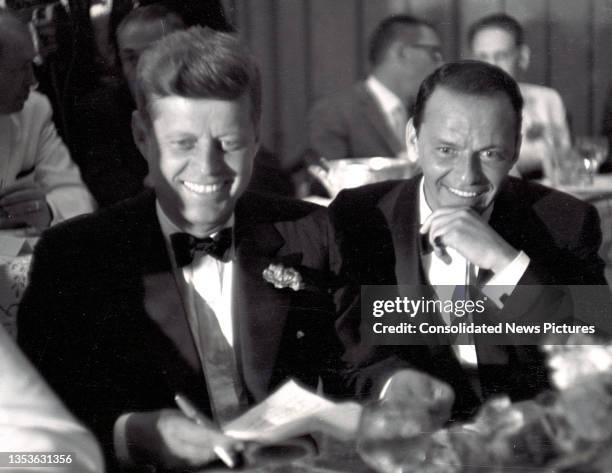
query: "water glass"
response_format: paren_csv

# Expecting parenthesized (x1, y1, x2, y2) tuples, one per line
(356, 400, 433, 473)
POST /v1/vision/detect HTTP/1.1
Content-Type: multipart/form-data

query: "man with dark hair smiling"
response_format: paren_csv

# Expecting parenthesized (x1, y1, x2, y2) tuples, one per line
(326, 60, 608, 418)
(19, 27, 348, 472)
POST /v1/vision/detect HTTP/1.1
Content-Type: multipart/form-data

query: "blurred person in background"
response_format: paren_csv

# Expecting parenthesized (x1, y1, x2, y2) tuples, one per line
(72, 3, 186, 207)
(469, 13, 571, 179)
(598, 85, 612, 172)
(308, 14, 442, 161)
(0, 10, 95, 230)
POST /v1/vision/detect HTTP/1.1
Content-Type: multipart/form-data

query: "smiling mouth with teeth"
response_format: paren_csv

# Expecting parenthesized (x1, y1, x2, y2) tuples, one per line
(444, 185, 485, 198)
(182, 180, 228, 194)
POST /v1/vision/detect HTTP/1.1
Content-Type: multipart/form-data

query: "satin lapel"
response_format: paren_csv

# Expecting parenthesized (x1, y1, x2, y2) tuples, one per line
(233, 218, 293, 402)
(378, 179, 426, 286)
(357, 84, 403, 156)
(378, 180, 480, 408)
(136, 192, 209, 410)
(488, 180, 525, 252)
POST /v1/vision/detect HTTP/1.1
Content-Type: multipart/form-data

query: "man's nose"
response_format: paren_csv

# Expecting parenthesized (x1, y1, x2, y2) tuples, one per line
(190, 142, 227, 175)
(457, 153, 484, 184)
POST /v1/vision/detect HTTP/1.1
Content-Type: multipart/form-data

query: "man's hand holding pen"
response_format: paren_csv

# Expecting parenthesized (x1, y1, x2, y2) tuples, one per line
(123, 405, 243, 470)
(0, 181, 51, 230)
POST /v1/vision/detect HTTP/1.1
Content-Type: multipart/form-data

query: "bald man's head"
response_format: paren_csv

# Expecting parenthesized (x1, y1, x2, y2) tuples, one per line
(0, 11, 36, 114)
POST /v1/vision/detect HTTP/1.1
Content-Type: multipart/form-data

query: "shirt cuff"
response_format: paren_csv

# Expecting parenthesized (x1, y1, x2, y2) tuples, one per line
(482, 251, 530, 307)
(113, 413, 135, 468)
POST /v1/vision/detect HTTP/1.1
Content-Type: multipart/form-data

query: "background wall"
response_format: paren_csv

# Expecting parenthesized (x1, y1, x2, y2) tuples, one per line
(222, 0, 612, 168)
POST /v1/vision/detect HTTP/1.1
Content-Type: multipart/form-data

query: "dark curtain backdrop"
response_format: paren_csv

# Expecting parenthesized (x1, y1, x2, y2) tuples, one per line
(223, 0, 612, 169)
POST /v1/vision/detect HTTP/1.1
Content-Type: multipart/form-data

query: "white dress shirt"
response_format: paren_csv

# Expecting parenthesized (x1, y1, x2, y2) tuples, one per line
(114, 204, 242, 464)
(518, 82, 571, 173)
(156, 202, 236, 348)
(366, 75, 407, 146)
(418, 179, 530, 365)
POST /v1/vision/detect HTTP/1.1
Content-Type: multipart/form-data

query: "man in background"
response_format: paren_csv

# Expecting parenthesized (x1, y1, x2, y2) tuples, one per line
(0, 10, 95, 229)
(469, 13, 571, 179)
(73, 4, 186, 206)
(308, 14, 442, 160)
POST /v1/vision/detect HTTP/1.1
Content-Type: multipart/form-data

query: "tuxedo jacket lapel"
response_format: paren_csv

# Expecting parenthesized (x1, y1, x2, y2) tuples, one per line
(357, 83, 404, 157)
(134, 193, 210, 411)
(232, 205, 294, 402)
(378, 179, 425, 286)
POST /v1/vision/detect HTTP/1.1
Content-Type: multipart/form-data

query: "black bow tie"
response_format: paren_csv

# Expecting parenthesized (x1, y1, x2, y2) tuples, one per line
(171, 228, 233, 267)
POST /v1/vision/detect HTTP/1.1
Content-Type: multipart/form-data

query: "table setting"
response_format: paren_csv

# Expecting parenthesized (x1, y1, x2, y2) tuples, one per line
(539, 135, 612, 200)
(0, 228, 37, 338)
(304, 156, 419, 206)
(199, 334, 612, 473)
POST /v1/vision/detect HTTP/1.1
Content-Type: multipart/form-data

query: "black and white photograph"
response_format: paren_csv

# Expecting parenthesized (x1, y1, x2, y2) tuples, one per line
(1, 1, 612, 472)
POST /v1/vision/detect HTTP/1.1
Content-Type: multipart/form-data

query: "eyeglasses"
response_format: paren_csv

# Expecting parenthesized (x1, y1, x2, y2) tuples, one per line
(409, 44, 443, 62)
(474, 48, 519, 64)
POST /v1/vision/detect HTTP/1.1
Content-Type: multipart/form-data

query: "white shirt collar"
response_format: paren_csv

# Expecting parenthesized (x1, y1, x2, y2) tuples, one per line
(155, 200, 234, 248)
(366, 75, 403, 116)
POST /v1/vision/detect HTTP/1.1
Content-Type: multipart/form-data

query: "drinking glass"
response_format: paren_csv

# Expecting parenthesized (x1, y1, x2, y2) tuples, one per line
(356, 400, 433, 473)
(575, 136, 609, 177)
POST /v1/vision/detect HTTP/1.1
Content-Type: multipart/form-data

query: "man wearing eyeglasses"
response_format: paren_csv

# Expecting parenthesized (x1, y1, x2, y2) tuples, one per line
(309, 14, 443, 161)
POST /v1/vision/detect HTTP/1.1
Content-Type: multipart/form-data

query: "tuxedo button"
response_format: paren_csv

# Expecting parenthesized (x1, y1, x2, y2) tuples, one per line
(296, 330, 305, 339)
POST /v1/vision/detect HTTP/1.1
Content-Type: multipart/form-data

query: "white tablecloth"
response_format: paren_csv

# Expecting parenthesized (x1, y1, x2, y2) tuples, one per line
(0, 254, 32, 339)
(539, 174, 612, 200)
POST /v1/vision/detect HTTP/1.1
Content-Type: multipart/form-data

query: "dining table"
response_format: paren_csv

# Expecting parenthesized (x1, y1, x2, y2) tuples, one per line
(204, 435, 375, 473)
(538, 173, 612, 201)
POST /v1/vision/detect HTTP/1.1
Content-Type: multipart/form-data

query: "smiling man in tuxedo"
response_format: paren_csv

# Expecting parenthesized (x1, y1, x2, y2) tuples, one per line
(327, 61, 609, 418)
(18, 27, 345, 472)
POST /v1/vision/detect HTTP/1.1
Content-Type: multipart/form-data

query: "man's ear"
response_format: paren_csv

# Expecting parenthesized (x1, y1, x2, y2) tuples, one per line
(132, 110, 150, 161)
(406, 118, 419, 164)
(518, 44, 530, 72)
(512, 132, 523, 166)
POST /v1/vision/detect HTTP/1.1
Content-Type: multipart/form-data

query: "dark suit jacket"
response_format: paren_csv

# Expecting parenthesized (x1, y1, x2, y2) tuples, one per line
(326, 175, 609, 419)
(18, 190, 346, 472)
(308, 82, 404, 160)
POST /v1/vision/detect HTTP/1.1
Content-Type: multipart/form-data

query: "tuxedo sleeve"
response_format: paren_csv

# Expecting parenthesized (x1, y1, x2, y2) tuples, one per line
(485, 202, 612, 339)
(18, 225, 121, 470)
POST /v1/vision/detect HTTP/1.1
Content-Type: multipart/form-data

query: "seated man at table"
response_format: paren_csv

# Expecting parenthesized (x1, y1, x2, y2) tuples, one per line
(469, 13, 571, 179)
(18, 27, 350, 472)
(308, 14, 442, 160)
(0, 324, 104, 473)
(326, 61, 609, 418)
(0, 11, 95, 229)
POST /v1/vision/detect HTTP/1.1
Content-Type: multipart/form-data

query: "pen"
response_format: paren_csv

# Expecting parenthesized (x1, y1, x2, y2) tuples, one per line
(174, 393, 239, 468)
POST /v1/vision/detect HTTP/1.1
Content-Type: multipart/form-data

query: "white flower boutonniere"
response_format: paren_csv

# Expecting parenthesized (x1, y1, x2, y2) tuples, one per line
(262, 263, 305, 291)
